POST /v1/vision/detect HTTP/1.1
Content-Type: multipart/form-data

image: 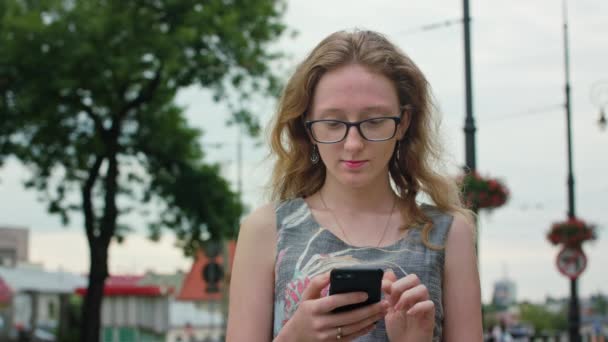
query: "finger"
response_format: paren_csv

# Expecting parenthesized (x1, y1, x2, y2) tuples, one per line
(340, 307, 386, 335)
(405, 299, 435, 318)
(395, 284, 429, 311)
(381, 279, 393, 296)
(314, 291, 369, 314)
(324, 300, 389, 328)
(389, 273, 421, 305)
(344, 321, 377, 341)
(301, 272, 330, 301)
(382, 270, 396, 293)
(381, 270, 397, 304)
(383, 269, 397, 282)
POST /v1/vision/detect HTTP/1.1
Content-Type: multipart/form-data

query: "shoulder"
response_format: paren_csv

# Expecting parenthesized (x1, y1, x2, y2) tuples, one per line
(445, 211, 476, 250)
(239, 202, 277, 242)
(443, 211, 478, 281)
(231, 203, 278, 286)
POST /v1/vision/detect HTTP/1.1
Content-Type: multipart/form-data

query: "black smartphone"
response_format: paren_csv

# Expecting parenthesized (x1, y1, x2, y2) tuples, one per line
(329, 267, 383, 313)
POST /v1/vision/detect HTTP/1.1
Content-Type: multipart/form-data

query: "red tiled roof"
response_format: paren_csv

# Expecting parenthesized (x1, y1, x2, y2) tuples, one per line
(176, 240, 236, 301)
(75, 275, 171, 297)
(105, 275, 145, 287)
(75, 285, 171, 297)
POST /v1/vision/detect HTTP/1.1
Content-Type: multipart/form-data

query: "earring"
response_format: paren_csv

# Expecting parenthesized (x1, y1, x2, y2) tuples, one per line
(310, 145, 319, 164)
(395, 140, 402, 161)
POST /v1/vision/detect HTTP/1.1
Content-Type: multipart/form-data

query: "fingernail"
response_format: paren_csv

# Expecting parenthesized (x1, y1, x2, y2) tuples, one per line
(382, 300, 390, 309)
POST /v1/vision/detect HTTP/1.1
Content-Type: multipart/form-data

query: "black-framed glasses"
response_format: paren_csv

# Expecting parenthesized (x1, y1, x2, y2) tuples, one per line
(305, 116, 401, 144)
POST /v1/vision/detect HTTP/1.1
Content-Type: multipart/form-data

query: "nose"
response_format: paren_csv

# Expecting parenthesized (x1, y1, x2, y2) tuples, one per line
(343, 125, 365, 151)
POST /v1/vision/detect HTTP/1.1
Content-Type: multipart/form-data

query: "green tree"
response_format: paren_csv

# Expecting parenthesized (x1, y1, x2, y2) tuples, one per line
(482, 303, 500, 330)
(591, 293, 608, 315)
(519, 302, 568, 333)
(0, 1, 286, 341)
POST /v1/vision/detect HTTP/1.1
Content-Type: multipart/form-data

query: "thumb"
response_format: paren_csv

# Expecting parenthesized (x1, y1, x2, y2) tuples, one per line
(301, 272, 330, 301)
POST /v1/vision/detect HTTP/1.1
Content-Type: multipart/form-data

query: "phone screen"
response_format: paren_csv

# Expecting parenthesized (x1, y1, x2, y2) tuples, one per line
(329, 267, 383, 313)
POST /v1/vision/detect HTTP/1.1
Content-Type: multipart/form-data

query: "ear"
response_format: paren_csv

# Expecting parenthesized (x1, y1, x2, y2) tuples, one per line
(396, 105, 412, 140)
(301, 113, 315, 144)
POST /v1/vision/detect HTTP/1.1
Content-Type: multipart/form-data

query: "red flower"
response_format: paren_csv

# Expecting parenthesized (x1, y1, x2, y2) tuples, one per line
(546, 217, 596, 247)
(458, 172, 509, 210)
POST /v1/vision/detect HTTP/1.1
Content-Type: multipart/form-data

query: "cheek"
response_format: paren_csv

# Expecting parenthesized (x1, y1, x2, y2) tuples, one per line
(377, 143, 397, 162)
(317, 145, 339, 161)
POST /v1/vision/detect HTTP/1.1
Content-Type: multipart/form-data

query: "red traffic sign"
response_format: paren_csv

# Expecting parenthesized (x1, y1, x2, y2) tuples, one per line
(556, 246, 587, 279)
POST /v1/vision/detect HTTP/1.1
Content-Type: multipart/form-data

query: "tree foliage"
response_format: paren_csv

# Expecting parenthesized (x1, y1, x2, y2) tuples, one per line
(519, 302, 567, 333)
(0, 0, 287, 340)
(0, 0, 286, 243)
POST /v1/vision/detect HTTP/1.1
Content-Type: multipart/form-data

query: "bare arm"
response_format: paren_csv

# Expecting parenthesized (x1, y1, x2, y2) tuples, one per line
(226, 203, 277, 342)
(442, 213, 483, 341)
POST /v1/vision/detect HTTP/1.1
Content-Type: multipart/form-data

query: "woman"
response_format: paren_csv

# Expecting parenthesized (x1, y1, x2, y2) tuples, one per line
(226, 29, 482, 341)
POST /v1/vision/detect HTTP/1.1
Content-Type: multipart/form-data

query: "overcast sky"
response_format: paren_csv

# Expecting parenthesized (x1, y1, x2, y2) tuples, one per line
(1, 0, 607, 303)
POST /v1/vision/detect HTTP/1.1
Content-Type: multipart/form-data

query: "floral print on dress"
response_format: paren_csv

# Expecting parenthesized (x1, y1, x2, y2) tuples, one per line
(276, 227, 414, 329)
(273, 198, 451, 340)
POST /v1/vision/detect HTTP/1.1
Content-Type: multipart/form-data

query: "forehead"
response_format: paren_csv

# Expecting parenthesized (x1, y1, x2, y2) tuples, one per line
(310, 64, 399, 118)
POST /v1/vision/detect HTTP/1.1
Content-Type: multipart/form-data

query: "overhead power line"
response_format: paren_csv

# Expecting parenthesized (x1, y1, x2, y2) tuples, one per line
(399, 18, 463, 35)
(481, 104, 564, 123)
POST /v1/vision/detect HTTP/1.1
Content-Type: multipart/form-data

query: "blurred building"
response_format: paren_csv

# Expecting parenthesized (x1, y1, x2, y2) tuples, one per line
(492, 277, 517, 309)
(76, 275, 171, 342)
(76, 240, 237, 342)
(0, 227, 29, 267)
(0, 265, 86, 340)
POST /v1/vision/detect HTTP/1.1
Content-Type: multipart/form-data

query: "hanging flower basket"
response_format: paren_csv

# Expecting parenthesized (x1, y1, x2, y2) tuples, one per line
(547, 218, 596, 247)
(458, 172, 510, 210)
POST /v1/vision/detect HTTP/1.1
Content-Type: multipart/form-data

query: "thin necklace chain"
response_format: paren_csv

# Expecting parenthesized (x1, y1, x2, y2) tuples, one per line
(319, 190, 397, 248)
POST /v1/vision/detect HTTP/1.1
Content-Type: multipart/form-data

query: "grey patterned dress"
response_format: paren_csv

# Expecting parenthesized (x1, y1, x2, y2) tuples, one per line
(272, 197, 453, 341)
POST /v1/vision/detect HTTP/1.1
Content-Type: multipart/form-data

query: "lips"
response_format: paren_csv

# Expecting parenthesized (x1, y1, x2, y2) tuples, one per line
(343, 160, 367, 169)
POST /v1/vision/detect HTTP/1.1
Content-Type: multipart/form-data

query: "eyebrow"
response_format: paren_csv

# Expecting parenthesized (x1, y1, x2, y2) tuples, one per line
(316, 106, 397, 119)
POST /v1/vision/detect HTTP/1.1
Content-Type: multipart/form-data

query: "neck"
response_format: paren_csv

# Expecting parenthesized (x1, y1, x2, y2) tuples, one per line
(320, 174, 396, 213)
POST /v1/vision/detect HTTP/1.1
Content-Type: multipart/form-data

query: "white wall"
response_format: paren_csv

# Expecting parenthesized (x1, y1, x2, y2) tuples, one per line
(101, 296, 169, 333)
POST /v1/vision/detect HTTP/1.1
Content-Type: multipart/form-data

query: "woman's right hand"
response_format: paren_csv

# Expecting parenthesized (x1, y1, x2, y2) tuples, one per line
(277, 272, 390, 342)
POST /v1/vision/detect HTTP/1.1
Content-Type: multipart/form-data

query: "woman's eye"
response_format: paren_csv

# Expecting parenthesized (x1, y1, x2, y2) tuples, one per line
(367, 118, 386, 125)
(325, 121, 343, 128)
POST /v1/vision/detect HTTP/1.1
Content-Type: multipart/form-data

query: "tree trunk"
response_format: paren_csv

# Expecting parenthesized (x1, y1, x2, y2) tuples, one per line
(57, 293, 69, 341)
(78, 117, 120, 342)
(79, 243, 109, 342)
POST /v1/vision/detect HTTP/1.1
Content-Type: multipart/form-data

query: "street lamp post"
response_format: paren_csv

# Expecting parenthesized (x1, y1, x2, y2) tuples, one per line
(463, 0, 477, 174)
(561, 1, 581, 341)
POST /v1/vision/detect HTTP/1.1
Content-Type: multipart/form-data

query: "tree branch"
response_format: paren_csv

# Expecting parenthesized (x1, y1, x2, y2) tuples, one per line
(80, 104, 107, 139)
(82, 155, 104, 245)
(117, 65, 163, 122)
(61, 92, 107, 139)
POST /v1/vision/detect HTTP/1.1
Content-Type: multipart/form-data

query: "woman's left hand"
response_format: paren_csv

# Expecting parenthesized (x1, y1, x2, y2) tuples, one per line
(382, 270, 435, 342)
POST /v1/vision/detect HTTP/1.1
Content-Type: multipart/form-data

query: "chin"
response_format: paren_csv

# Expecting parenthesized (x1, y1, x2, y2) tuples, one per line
(336, 172, 374, 189)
